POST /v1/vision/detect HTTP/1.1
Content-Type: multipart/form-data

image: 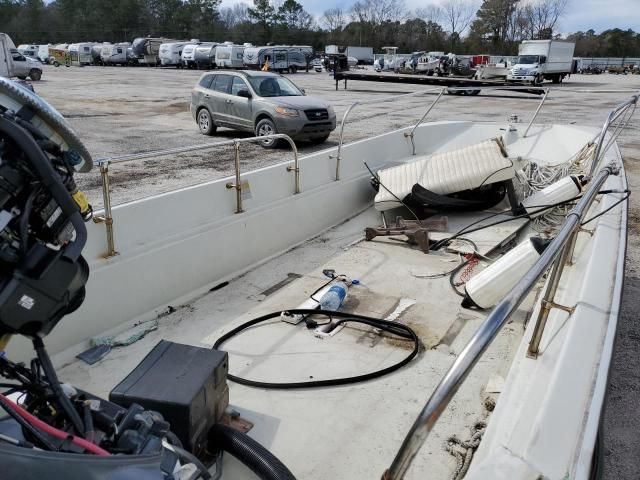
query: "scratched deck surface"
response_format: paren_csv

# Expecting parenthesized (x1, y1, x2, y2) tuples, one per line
(60, 206, 530, 480)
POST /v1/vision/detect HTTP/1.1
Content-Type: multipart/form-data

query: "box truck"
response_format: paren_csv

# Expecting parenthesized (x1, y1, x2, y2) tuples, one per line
(507, 40, 575, 84)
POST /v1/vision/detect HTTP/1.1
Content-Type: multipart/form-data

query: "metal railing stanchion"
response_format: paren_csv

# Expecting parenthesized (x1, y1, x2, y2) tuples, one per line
(93, 161, 117, 257)
(523, 87, 550, 138)
(225, 141, 244, 213)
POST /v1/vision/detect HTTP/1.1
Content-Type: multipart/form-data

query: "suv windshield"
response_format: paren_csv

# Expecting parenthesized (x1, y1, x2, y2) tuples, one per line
(248, 76, 302, 97)
(517, 55, 539, 64)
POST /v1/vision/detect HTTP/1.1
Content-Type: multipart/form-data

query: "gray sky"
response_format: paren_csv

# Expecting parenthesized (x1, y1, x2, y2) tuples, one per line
(221, 0, 640, 34)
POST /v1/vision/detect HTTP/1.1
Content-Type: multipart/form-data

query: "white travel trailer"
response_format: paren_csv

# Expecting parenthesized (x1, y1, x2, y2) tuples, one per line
(181, 43, 200, 69)
(91, 43, 108, 64)
(68, 43, 94, 66)
(101, 42, 131, 66)
(214, 43, 246, 69)
(131, 37, 176, 65)
(37, 44, 50, 63)
(159, 41, 190, 67)
(242, 45, 312, 72)
(17, 44, 38, 58)
(194, 42, 218, 69)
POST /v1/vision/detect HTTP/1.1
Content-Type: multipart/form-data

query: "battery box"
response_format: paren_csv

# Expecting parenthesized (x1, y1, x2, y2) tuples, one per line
(109, 340, 229, 457)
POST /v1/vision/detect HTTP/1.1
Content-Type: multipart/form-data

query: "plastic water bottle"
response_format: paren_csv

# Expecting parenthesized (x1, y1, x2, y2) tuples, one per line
(318, 281, 349, 311)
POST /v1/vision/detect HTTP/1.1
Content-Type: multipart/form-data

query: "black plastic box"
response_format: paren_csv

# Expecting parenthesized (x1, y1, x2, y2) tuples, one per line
(109, 340, 229, 457)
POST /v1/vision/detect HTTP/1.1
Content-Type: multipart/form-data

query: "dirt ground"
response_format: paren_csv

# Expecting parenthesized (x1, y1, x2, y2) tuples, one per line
(33, 65, 640, 476)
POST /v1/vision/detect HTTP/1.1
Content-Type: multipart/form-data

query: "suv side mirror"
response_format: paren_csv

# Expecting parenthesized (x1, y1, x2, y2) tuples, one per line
(237, 89, 252, 98)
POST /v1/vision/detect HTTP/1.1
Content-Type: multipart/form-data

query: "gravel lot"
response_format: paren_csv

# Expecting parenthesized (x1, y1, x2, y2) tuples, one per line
(34, 65, 640, 476)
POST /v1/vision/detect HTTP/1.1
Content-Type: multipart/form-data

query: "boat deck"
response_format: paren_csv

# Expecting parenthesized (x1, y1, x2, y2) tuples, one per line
(59, 205, 533, 479)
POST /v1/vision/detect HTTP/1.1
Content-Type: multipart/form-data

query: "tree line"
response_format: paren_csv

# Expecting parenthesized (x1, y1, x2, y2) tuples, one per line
(1, 0, 639, 57)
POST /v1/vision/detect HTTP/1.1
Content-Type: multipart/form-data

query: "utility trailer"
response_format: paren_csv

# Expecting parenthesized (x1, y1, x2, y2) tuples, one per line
(332, 70, 541, 95)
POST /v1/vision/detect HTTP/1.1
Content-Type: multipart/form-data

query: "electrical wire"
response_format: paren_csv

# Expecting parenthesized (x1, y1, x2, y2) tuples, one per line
(0, 394, 58, 451)
(581, 192, 630, 226)
(213, 308, 419, 389)
(0, 393, 110, 456)
(363, 161, 421, 221)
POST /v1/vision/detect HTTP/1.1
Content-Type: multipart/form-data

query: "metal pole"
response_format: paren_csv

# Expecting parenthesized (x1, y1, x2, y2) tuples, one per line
(523, 87, 550, 138)
(225, 141, 243, 213)
(526, 240, 574, 358)
(404, 87, 446, 155)
(94, 162, 116, 257)
(284, 138, 300, 194)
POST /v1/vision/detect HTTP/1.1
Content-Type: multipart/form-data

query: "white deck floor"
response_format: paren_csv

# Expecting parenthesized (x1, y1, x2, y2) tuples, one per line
(58, 206, 535, 479)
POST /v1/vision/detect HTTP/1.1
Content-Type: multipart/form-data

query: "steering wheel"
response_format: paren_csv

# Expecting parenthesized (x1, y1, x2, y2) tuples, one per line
(0, 76, 92, 172)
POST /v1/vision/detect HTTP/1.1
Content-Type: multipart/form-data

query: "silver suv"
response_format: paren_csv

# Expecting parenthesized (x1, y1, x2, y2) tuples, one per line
(190, 70, 336, 147)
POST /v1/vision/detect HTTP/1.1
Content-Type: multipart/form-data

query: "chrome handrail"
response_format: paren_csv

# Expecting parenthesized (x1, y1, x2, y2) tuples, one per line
(329, 88, 443, 180)
(589, 93, 639, 178)
(383, 92, 638, 480)
(92, 134, 298, 257)
(404, 88, 446, 155)
(523, 87, 551, 137)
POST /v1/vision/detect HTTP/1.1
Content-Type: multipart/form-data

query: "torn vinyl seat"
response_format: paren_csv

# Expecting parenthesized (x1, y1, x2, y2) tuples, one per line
(373, 137, 524, 212)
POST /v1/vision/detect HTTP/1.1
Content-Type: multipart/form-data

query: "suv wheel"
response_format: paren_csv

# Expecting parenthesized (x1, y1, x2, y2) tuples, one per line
(255, 118, 281, 149)
(197, 108, 216, 135)
(29, 69, 42, 81)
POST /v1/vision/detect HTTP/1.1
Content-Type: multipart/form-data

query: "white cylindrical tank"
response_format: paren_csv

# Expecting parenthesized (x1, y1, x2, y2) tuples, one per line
(521, 175, 585, 218)
(462, 237, 551, 309)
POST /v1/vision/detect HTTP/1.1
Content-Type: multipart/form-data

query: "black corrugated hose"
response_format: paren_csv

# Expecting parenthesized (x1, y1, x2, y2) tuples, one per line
(208, 423, 296, 480)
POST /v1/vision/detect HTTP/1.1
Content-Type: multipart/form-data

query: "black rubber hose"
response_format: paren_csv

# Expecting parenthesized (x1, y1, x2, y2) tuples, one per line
(212, 308, 420, 389)
(208, 423, 296, 480)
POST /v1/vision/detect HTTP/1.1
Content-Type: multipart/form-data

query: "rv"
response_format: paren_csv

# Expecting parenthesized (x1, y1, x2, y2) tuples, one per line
(181, 43, 200, 69)
(159, 42, 190, 67)
(214, 43, 246, 69)
(68, 43, 94, 66)
(17, 44, 38, 58)
(242, 45, 312, 72)
(101, 42, 132, 66)
(91, 43, 108, 65)
(37, 44, 50, 63)
(194, 42, 218, 70)
(132, 37, 176, 66)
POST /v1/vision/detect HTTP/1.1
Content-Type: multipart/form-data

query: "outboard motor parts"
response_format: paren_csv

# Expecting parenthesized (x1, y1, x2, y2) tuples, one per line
(462, 237, 551, 309)
(520, 175, 586, 218)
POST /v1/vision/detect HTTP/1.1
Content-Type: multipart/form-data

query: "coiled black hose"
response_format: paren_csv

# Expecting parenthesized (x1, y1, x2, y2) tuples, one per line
(208, 424, 296, 480)
(212, 308, 420, 389)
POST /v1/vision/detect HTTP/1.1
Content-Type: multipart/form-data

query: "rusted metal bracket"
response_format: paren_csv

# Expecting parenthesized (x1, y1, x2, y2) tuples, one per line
(540, 299, 575, 315)
(365, 216, 448, 254)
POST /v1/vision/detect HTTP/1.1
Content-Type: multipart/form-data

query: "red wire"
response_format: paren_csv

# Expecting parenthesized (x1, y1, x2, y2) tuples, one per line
(0, 393, 110, 456)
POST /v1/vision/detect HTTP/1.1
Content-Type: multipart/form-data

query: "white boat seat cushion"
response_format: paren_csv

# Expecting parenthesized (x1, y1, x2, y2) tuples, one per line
(374, 138, 516, 211)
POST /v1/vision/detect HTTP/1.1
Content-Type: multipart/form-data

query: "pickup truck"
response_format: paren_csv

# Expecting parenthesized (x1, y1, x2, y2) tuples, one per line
(1, 33, 43, 81)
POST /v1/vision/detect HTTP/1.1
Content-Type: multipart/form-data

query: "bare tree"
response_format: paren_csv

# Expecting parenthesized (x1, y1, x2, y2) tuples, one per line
(220, 3, 250, 28)
(523, 0, 569, 39)
(441, 0, 476, 49)
(321, 7, 346, 32)
(350, 0, 408, 25)
(415, 4, 442, 25)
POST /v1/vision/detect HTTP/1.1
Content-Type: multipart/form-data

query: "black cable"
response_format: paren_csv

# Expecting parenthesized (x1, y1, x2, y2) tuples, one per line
(212, 308, 420, 389)
(363, 161, 421, 221)
(0, 397, 58, 451)
(581, 192, 630, 226)
(33, 337, 85, 437)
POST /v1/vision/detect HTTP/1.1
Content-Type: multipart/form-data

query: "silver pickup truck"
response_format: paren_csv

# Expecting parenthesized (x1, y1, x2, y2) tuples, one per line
(1, 33, 43, 81)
